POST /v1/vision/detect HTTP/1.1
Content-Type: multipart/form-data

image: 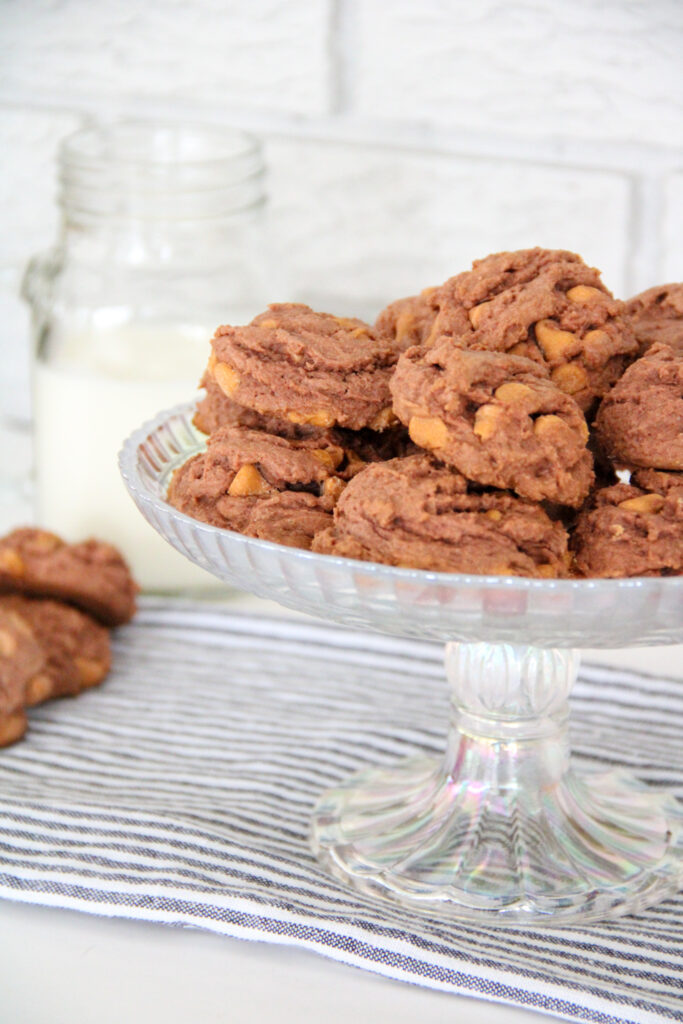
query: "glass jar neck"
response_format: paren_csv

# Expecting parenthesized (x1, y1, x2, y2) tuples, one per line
(58, 120, 266, 233)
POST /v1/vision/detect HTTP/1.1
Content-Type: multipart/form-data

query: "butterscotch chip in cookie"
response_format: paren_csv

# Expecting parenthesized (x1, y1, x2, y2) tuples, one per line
(594, 344, 683, 471)
(572, 476, 683, 577)
(210, 303, 399, 431)
(391, 343, 593, 507)
(0, 595, 111, 704)
(374, 288, 438, 350)
(0, 529, 137, 626)
(312, 454, 570, 577)
(423, 248, 637, 411)
(625, 282, 683, 355)
(167, 425, 356, 548)
(0, 604, 45, 747)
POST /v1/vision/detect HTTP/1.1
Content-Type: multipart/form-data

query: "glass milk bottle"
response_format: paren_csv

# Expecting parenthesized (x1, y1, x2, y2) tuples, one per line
(23, 120, 266, 591)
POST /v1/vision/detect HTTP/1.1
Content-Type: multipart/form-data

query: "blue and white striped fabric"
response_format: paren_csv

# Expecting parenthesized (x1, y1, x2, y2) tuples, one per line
(0, 599, 680, 1024)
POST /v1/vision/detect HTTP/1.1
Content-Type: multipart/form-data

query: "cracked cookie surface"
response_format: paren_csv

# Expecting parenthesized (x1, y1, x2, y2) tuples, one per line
(391, 343, 593, 507)
(0, 595, 111, 705)
(594, 344, 683, 471)
(572, 471, 683, 577)
(423, 248, 637, 411)
(210, 303, 400, 431)
(312, 454, 570, 577)
(625, 282, 683, 355)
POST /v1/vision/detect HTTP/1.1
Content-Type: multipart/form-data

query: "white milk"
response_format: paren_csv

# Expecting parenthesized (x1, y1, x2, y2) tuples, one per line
(33, 324, 221, 592)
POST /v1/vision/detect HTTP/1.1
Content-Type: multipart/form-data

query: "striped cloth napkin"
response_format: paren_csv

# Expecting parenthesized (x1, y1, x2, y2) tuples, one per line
(0, 599, 680, 1024)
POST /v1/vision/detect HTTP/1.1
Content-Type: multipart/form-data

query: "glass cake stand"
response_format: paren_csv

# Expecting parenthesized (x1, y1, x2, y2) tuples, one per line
(119, 403, 683, 926)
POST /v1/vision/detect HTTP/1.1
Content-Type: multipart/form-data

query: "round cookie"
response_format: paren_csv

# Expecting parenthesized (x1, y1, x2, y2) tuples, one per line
(0, 604, 45, 747)
(424, 248, 637, 411)
(391, 343, 593, 507)
(312, 454, 571, 577)
(572, 473, 683, 577)
(167, 425, 350, 548)
(209, 303, 399, 432)
(0, 595, 111, 705)
(594, 344, 683, 471)
(0, 529, 137, 626)
(625, 282, 683, 355)
(374, 288, 438, 350)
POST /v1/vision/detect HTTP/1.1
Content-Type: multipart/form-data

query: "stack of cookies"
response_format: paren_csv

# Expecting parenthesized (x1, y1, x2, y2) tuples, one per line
(169, 249, 682, 579)
(0, 529, 137, 747)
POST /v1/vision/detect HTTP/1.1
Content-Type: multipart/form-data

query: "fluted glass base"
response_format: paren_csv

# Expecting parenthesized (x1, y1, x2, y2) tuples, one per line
(311, 643, 682, 925)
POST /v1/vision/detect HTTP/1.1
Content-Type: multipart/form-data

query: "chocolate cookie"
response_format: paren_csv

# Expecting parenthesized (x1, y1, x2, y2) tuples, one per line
(0, 605, 45, 747)
(210, 303, 399, 432)
(312, 454, 570, 577)
(594, 344, 683, 471)
(625, 282, 683, 355)
(167, 425, 348, 548)
(391, 343, 593, 507)
(0, 595, 111, 705)
(572, 473, 683, 577)
(194, 366, 314, 439)
(424, 248, 637, 411)
(0, 529, 137, 626)
(374, 288, 438, 350)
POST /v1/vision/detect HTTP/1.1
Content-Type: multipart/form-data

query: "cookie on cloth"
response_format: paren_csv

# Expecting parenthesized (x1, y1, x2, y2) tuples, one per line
(168, 425, 354, 548)
(209, 303, 400, 432)
(571, 471, 683, 578)
(312, 454, 571, 578)
(0, 529, 137, 627)
(594, 344, 683, 471)
(0, 595, 111, 705)
(424, 248, 637, 411)
(625, 282, 683, 355)
(391, 343, 593, 507)
(0, 604, 45, 747)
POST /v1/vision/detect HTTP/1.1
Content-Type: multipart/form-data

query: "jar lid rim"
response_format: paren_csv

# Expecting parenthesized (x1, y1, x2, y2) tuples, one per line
(60, 119, 262, 171)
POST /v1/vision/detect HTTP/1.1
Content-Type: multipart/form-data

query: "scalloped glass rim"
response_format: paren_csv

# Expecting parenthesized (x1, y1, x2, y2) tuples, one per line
(119, 403, 683, 648)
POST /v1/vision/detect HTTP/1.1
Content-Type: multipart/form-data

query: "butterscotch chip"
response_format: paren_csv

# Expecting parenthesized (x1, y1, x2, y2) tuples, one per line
(594, 344, 683, 471)
(211, 303, 402, 431)
(312, 454, 570, 577)
(408, 416, 450, 450)
(0, 548, 25, 576)
(551, 363, 589, 395)
(625, 282, 683, 355)
(422, 248, 637, 411)
(618, 493, 665, 514)
(391, 344, 593, 507)
(0, 595, 111, 703)
(213, 361, 240, 396)
(572, 476, 683, 577)
(0, 529, 137, 626)
(228, 464, 271, 497)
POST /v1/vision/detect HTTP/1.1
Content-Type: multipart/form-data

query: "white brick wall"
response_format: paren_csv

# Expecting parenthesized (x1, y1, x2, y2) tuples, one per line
(0, 0, 332, 116)
(351, 0, 683, 148)
(0, 0, 681, 424)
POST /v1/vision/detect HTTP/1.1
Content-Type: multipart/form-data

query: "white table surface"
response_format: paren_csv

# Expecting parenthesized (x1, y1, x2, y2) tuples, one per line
(1, 590, 681, 1024)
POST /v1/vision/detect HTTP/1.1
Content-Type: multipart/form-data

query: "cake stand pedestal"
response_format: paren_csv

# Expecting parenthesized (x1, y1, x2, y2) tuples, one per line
(120, 404, 683, 927)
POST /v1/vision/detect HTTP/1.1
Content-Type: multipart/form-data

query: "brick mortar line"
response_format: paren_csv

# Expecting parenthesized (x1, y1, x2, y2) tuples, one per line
(1, 91, 682, 178)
